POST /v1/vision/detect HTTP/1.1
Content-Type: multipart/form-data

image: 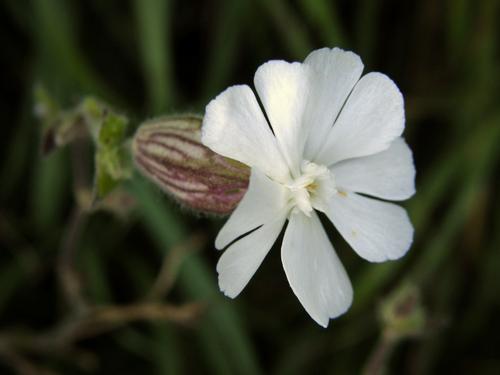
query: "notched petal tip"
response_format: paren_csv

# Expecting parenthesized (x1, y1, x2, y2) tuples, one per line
(281, 212, 354, 328)
(201, 84, 290, 182)
(364, 71, 406, 126)
(216, 214, 287, 300)
(216, 261, 240, 299)
(305, 46, 362, 61)
(315, 70, 406, 165)
(214, 233, 226, 251)
(317, 319, 329, 329)
(218, 278, 240, 299)
(331, 137, 416, 202)
(325, 193, 414, 264)
(201, 84, 252, 147)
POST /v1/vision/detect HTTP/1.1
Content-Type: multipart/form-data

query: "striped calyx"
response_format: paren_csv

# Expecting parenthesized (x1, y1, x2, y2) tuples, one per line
(133, 115, 250, 215)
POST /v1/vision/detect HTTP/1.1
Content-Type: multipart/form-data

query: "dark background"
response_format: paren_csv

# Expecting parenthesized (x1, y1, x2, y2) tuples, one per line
(1, 0, 499, 374)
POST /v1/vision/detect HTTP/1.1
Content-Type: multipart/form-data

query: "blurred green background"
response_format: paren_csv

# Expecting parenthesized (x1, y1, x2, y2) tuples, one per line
(1, 0, 500, 374)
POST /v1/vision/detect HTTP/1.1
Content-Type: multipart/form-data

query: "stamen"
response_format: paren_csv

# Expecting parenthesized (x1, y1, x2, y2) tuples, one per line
(284, 161, 336, 216)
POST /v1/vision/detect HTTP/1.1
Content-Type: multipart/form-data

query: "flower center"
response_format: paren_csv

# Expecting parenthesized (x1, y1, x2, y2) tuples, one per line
(285, 161, 337, 216)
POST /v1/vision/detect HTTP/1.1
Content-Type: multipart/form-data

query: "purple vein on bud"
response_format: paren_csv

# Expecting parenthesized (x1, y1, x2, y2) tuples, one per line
(132, 115, 249, 215)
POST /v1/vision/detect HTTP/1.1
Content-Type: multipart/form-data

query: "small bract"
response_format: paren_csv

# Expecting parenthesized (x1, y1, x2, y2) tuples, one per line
(202, 47, 416, 327)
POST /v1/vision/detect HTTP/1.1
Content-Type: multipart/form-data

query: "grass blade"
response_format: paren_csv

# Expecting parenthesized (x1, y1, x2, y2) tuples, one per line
(133, 0, 175, 113)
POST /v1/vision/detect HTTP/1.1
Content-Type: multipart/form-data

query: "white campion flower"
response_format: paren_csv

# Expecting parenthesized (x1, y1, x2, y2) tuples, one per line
(201, 47, 415, 327)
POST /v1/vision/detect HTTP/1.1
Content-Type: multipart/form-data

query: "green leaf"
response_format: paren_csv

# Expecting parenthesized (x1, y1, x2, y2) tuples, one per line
(133, 0, 175, 112)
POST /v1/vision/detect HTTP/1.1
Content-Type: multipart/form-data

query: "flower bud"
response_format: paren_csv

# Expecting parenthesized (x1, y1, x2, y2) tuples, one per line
(132, 115, 250, 215)
(379, 283, 426, 341)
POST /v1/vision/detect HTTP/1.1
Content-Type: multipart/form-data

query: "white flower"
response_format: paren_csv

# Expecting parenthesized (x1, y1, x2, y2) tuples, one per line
(201, 47, 415, 327)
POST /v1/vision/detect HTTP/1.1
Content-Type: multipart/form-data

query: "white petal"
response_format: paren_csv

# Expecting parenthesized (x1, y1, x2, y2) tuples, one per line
(281, 211, 353, 327)
(202, 85, 290, 182)
(254, 61, 309, 175)
(315, 72, 405, 166)
(302, 48, 364, 160)
(217, 213, 287, 298)
(324, 192, 414, 263)
(215, 169, 288, 250)
(331, 138, 416, 201)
